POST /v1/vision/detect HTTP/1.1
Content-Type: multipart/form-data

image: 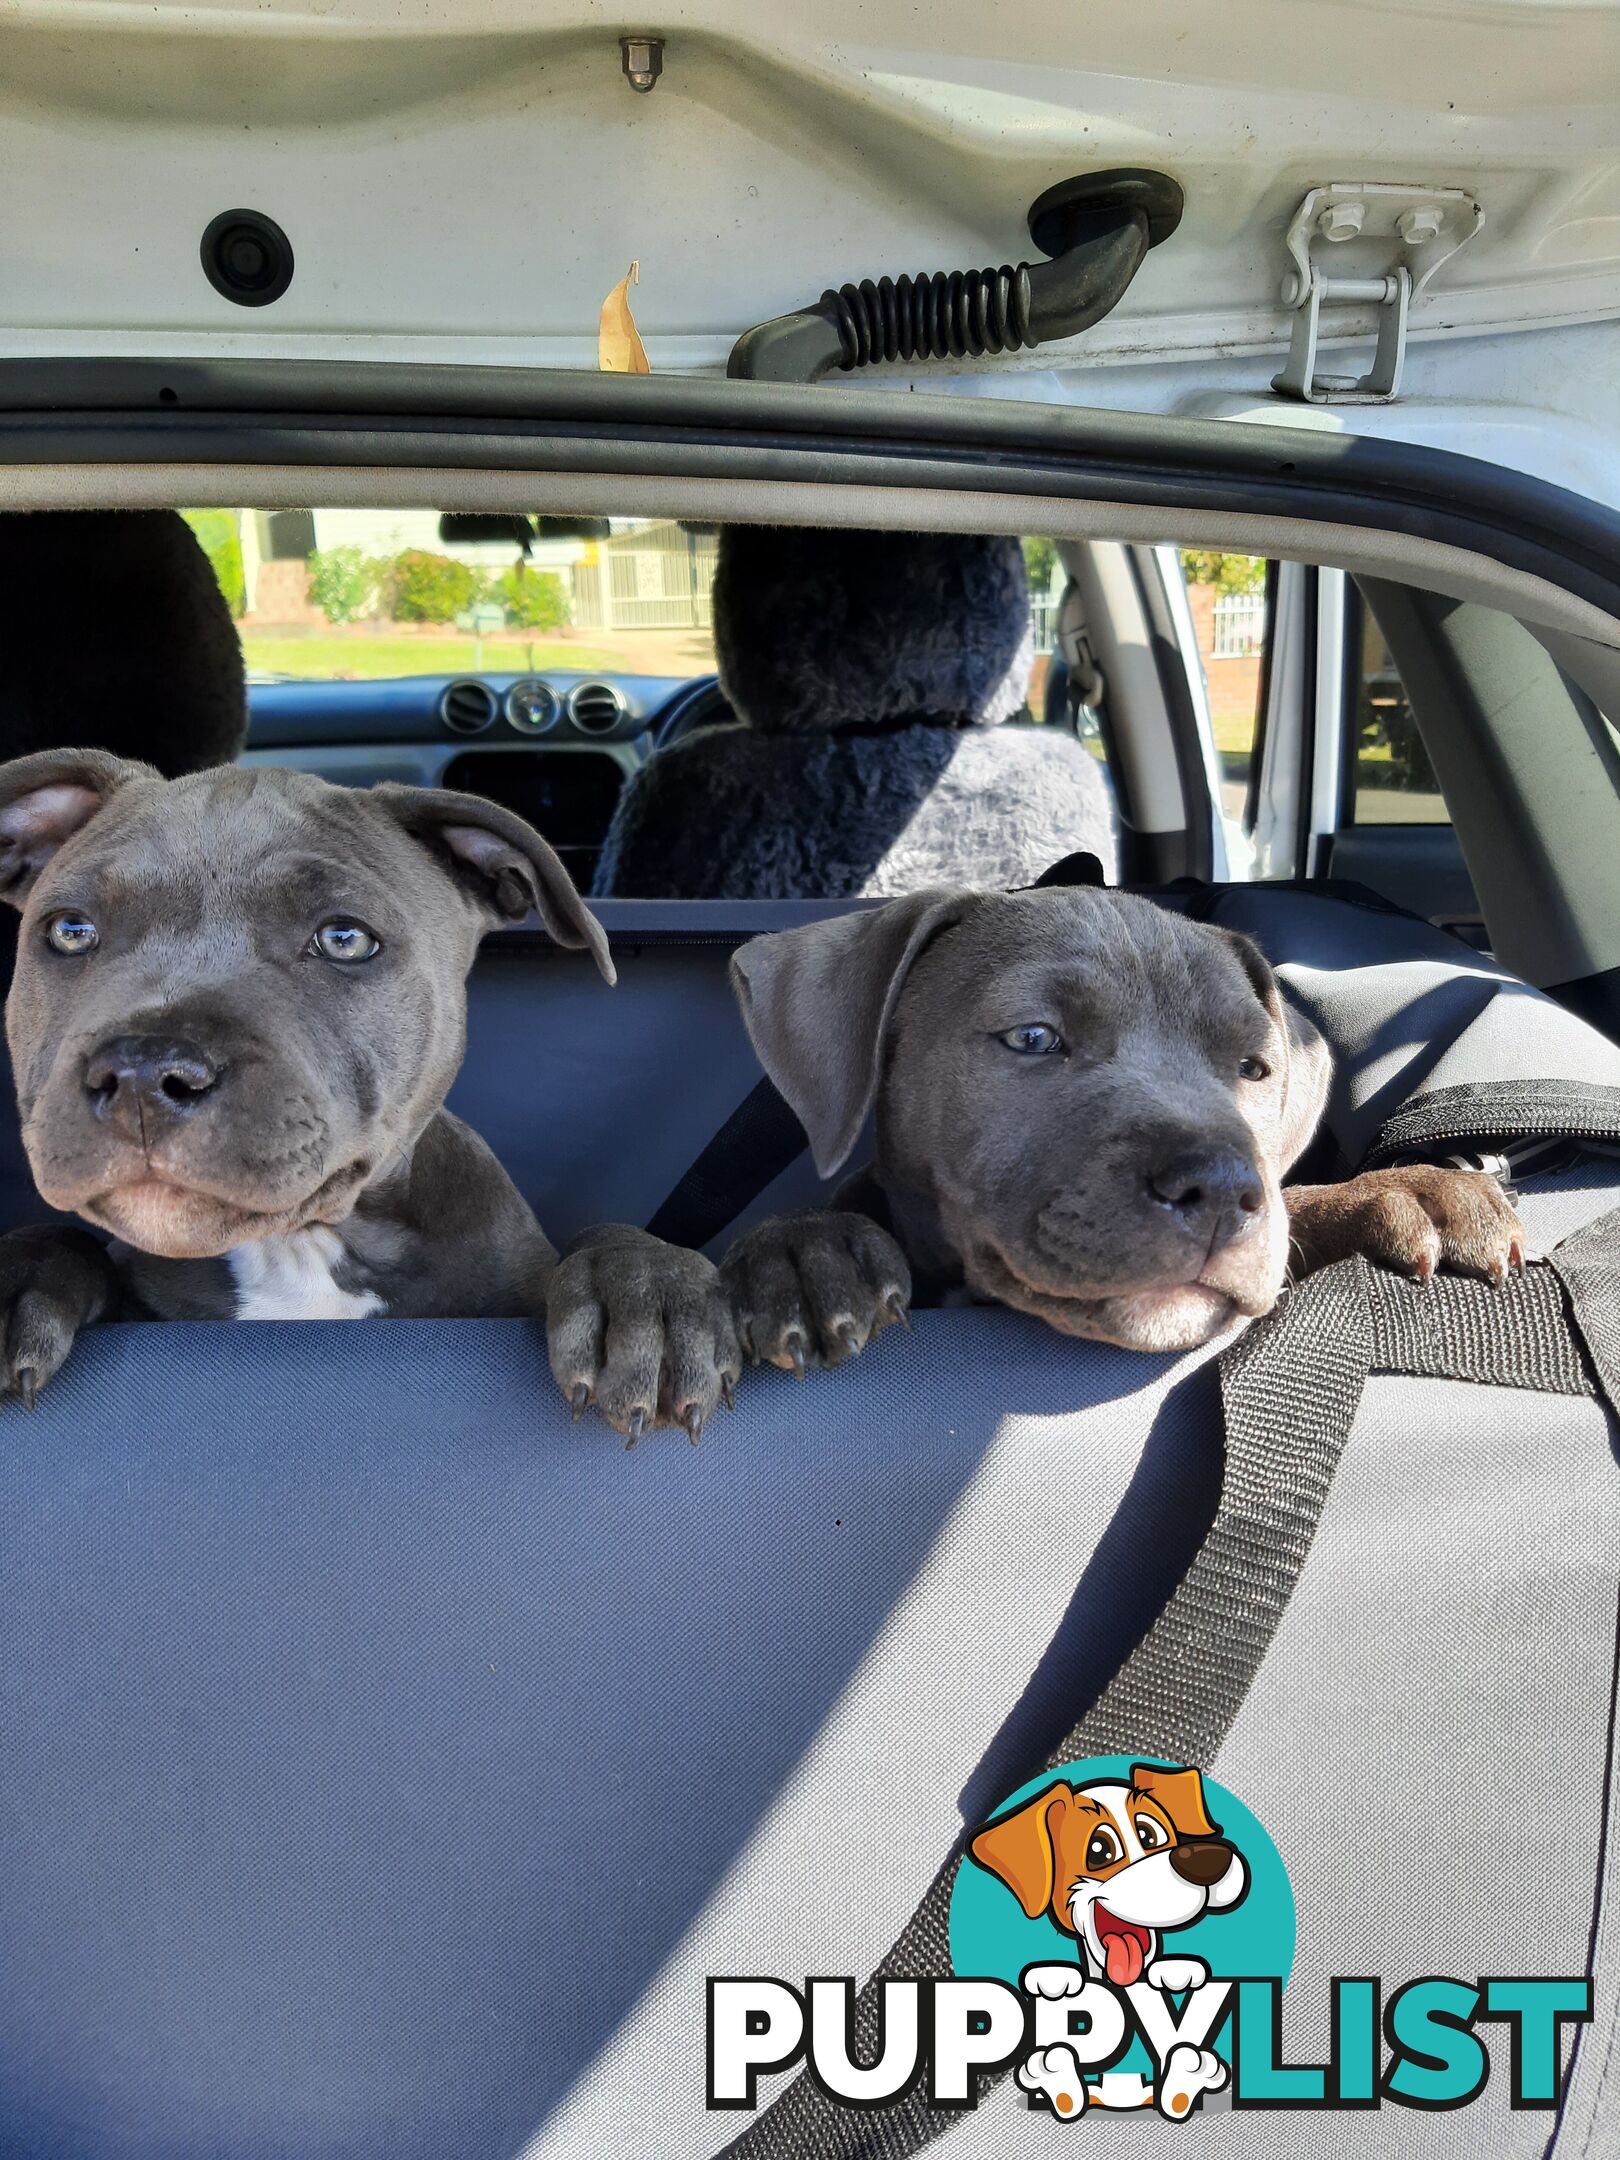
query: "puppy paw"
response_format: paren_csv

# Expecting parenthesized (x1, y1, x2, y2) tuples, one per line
(546, 1227, 742, 1446)
(1146, 1956, 1208, 1994)
(1021, 1962, 1089, 2001)
(721, 1212, 911, 1375)
(1156, 2043, 1227, 2120)
(1016, 2043, 1090, 2119)
(1286, 1166, 1527, 1285)
(0, 1227, 116, 1409)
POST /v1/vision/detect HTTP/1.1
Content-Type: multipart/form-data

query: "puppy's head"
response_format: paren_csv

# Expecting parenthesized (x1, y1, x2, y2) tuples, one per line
(970, 1764, 1247, 1985)
(730, 887, 1329, 1351)
(0, 751, 612, 1257)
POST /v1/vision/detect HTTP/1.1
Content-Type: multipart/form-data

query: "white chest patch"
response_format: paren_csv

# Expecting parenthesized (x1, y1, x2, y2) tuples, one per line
(227, 1227, 385, 1322)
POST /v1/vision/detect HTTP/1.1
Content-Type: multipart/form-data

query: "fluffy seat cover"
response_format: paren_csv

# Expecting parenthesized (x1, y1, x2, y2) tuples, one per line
(593, 527, 1115, 899)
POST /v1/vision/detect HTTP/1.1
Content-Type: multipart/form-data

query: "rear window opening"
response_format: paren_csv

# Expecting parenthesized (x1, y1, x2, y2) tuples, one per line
(14, 501, 1594, 945)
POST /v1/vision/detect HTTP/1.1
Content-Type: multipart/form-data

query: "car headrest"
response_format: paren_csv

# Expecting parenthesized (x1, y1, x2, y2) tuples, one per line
(0, 510, 246, 774)
(712, 526, 1033, 737)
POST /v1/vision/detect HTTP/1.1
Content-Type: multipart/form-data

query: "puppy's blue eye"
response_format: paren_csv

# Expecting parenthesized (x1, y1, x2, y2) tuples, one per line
(312, 919, 381, 964)
(998, 1023, 1064, 1056)
(46, 912, 98, 956)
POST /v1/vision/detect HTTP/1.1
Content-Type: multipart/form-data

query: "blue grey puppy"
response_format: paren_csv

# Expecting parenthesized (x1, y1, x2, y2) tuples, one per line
(0, 748, 735, 1440)
(714, 889, 1527, 1369)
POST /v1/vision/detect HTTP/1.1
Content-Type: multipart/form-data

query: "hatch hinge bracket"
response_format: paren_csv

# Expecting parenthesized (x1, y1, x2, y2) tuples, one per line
(1272, 183, 1483, 405)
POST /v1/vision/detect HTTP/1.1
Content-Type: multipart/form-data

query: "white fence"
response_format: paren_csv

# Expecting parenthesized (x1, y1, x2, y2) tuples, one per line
(1211, 593, 1267, 659)
(572, 527, 720, 632)
(1029, 597, 1059, 654)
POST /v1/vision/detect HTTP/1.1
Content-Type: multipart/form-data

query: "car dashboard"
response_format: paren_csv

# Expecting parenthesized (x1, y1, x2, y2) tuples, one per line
(244, 670, 722, 889)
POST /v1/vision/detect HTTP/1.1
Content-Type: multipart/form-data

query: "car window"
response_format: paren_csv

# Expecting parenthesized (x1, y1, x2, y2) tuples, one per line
(188, 512, 1119, 900)
(1177, 550, 1272, 827)
(194, 513, 1079, 716)
(191, 509, 721, 683)
(1344, 599, 1448, 825)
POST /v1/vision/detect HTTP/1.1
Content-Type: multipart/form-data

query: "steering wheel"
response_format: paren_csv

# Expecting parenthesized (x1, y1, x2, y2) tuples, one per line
(653, 675, 736, 749)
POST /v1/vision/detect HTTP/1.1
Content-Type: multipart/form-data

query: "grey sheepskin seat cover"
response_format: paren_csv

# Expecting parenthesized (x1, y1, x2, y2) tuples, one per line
(593, 528, 1116, 899)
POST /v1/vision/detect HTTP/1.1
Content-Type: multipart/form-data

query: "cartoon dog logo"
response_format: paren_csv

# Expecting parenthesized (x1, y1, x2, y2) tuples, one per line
(969, 1762, 1247, 2118)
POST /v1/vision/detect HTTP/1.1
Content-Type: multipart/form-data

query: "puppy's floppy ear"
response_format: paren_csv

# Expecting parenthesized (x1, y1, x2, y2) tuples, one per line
(1223, 930, 1331, 1173)
(969, 1784, 1072, 1920)
(375, 783, 615, 984)
(729, 889, 967, 1178)
(1130, 1763, 1218, 1842)
(0, 747, 159, 907)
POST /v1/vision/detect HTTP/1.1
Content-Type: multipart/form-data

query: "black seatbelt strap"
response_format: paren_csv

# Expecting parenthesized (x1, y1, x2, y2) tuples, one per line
(645, 1077, 808, 1250)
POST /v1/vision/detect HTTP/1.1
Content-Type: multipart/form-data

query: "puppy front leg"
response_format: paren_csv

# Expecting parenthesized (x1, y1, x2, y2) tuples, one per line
(0, 1225, 121, 1407)
(1286, 1166, 1528, 1284)
(545, 1225, 742, 1445)
(720, 1211, 912, 1376)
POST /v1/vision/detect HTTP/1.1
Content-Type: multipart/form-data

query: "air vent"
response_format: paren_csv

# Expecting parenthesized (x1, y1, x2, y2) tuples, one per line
(440, 679, 498, 735)
(568, 682, 628, 736)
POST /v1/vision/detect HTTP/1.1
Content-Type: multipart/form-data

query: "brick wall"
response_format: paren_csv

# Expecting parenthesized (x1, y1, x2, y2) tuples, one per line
(1186, 580, 1262, 724)
(245, 559, 321, 626)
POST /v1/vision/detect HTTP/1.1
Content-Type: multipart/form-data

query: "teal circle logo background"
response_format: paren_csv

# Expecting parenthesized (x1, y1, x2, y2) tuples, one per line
(948, 1756, 1294, 2076)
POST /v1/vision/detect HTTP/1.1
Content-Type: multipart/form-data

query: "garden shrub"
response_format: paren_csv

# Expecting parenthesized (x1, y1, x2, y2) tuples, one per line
(181, 509, 246, 618)
(386, 550, 478, 624)
(307, 545, 378, 625)
(493, 565, 569, 631)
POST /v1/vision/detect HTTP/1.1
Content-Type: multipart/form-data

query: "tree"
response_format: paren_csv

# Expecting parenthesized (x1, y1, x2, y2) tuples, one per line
(1179, 549, 1267, 598)
(182, 509, 245, 618)
(1021, 536, 1059, 594)
(307, 545, 378, 625)
(493, 564, 568, 631)
(385, 550, 477, 625)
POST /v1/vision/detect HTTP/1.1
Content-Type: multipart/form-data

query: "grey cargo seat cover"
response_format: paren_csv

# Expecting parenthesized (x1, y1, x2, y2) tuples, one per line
(0, 1314, 1226, 2158)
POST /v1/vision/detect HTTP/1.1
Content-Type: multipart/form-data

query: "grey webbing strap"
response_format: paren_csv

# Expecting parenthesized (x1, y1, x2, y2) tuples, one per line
(713, 1257, 1378, 2160)
(1367, 1259, 1594, 1397)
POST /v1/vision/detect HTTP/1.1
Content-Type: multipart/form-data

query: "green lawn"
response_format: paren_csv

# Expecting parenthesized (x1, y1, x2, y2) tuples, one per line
(241, 632, 626, 681)
(1212, 710, 1253, 756)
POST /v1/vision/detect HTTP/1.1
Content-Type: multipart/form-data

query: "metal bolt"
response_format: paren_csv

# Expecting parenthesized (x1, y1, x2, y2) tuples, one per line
(1316, 200, 1365, 243)
(1397, 205, 1444, 245)
(620, 35, 664, 92)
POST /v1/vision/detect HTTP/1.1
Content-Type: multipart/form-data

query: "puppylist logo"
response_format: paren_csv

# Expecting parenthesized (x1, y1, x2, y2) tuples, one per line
(708, 1755, 1591, 2123)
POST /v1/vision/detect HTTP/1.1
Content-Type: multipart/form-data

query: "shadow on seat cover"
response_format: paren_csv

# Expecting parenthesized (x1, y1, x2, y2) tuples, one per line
(592, 528, 1117, 900)
(0, 1306, 1220, 2159)
(0, 509, 248, 1231)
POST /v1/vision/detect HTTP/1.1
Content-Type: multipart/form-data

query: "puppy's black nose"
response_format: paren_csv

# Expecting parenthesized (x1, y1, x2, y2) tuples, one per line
(1147, 1146, 1263, 1243)
(84, 1035, 220, 1140)
(1170, 1838, 1235, 1886)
